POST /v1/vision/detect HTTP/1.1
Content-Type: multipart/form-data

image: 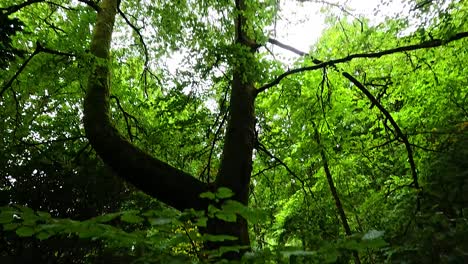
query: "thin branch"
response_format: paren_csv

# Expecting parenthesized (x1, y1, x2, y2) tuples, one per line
(315, 0, 364, 32)
(312, 122, 361, 264)
(41, 17, 67, 34)
(182, 224, 202, 261)
(251, 163, 280, 178)
(0, 42, 75, 99)
(117, 8, 147, 61)
(407, 142, 441, 153)
(110, 95, 140, 142)
(256, 141, 314, 198)
(199, 89, 229, 183)
(343, 72, 420, 193)
(117, 6, 160, 96)
(368, 138, 398, 150)
(0, 48, 40, 99)
(1, 0, 45, 15)
(45, 1, 76, 11)
(73, 142, 91, 164)
(268, 38, 308, 56)
(256, 31, 468, 94)
(267, 38, 324, 64)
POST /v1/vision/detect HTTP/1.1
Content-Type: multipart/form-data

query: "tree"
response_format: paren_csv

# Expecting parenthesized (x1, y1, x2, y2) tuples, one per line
(83, 0, 256, 258)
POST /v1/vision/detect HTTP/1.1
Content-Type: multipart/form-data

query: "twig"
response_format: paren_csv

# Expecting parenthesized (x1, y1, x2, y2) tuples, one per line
(199, 86, 230, 183)
(117, 6, 161, 96)
(251, 163, 280, 178)
(110, 95, 140, 142)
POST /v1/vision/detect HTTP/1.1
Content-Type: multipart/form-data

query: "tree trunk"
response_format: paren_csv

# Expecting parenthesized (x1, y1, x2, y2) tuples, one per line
(83, 0, 256, 260)
(313, 126, 361, 264)
(205, 0, 257, 256)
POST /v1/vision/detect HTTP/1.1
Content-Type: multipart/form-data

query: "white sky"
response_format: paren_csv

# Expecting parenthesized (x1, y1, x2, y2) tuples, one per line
(273, 0, 407, 54)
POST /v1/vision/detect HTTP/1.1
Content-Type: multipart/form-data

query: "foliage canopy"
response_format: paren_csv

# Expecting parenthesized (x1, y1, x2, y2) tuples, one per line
(0, 0, 467, 263)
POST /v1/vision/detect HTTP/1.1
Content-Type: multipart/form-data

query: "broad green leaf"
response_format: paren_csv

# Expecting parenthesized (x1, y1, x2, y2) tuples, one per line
(216, 187, 234, 199)
(121, 213, 144, 224)
(200, 191, 216, 200)
(36, 231, 53, 240)
(3, 223, 19, 231)
(93, 212, 121, 223)
(16, 226, 36, 237)
(215, 211, 237, 222)
(149, 217, 172, 226)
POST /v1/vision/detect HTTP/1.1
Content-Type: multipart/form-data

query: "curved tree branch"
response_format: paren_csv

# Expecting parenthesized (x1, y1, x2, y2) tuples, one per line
(83, 0, 208, 211)
(342, 72, 420, 191)
(257, 31, 468, 94)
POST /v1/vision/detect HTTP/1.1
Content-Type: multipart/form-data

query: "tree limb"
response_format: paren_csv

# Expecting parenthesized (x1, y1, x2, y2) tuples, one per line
(342, 72, 420, 191)
(257, 31, 468, 95)
(0, 42, 75, 99)
(0, 0, 45, 15)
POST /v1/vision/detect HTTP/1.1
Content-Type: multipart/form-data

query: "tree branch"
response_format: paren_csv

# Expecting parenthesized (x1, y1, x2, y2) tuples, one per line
(0, 0, 45, 15)
(0, 42, 75, 99)
(342, 72, 420, 191)
(267, 38, 308, 56)
(256, 31, 468, 95)
(117, 6, 159, 96)
(256, 141, 314, 198)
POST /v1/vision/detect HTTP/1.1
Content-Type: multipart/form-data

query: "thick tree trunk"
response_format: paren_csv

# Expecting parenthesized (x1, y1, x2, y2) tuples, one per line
(83, 0, 256, 260)
(83, 0, 209, 212)
(206, 0, 257, 255)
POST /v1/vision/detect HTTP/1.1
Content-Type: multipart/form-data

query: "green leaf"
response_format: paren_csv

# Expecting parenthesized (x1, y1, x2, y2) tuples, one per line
(36, 231, 53, 240)
(0, 212, 15, 224)
(149, 217, 172, 226)
(16, 226, 36, 237)
(207, 204, 220, 218)
(216, 187, 234, 199)
(215, 211, 237, 222)
(93, 212, 121, 223)
(195, 217, 207, 227)
(37, 211, 51, 220)
(121, 212, 144, 224)
(200, 191, 216, 200)
(3, 223, 19, 231)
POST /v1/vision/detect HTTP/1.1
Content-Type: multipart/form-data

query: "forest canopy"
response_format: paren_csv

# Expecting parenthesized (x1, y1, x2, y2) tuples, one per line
(0, 0, 467, 263)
